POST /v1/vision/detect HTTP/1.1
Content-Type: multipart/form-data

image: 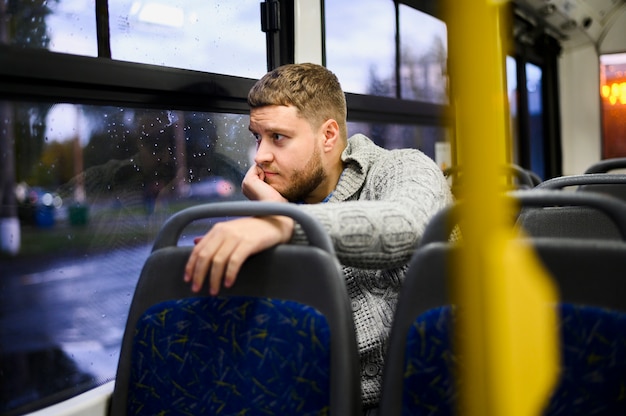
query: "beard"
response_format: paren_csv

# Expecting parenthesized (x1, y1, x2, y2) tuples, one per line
(276, 145, 326, 203)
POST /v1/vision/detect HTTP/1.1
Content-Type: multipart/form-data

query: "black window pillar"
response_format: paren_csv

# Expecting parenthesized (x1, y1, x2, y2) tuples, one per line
(539, 34, 562, 178)
(261, 0, 294, 71)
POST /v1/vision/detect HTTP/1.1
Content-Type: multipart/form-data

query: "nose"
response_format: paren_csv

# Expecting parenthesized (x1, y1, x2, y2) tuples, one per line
(254, 137, 273, 165)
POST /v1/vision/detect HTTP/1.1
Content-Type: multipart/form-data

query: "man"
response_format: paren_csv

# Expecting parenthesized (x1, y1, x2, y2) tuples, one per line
(184, 62, 454, 413)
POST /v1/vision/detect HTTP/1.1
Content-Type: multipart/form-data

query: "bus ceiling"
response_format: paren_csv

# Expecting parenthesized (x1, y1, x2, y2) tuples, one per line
(513, 0, 626, 52)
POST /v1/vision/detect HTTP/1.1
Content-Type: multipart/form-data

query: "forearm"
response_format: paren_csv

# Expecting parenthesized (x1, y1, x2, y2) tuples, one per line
(294, 200, 427, 269)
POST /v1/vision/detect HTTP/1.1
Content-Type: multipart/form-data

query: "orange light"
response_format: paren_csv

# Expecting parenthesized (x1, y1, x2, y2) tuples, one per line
(612, 82, 620, 96)
(601, 82, 626, 105)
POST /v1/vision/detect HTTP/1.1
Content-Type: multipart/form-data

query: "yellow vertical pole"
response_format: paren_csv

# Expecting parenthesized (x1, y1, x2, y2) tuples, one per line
(445, 1, 559, 415)
(447, 3, 510, 413)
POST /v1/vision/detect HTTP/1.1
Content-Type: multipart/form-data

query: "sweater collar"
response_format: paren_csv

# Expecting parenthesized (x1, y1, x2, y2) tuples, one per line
(329, 134, 378, 202)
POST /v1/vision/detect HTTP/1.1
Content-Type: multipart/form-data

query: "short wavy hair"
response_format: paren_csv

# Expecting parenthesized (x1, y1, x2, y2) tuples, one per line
(248, 63, 348, 142)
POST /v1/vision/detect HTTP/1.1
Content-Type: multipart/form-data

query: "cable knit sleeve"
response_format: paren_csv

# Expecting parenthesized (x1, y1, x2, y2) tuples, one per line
(291, 137, 454, 269)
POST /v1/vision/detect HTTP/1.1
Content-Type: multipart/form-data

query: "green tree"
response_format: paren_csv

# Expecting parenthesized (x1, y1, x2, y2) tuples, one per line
(5, 0, 58, 48)
(31, 140, 75, 187)
(1, 0, 58, 254)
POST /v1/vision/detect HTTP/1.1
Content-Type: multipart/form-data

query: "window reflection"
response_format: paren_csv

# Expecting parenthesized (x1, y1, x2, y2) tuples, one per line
(22, 104, 251, 219)
(0, 101, 252, 414)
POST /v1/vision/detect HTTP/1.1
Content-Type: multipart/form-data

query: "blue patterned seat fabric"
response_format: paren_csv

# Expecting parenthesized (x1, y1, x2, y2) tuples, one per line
(544, 303, 626, 415)
(128, 296, 331, 416)
(401, 305, 626, 415)
(402, 306, 456, 416)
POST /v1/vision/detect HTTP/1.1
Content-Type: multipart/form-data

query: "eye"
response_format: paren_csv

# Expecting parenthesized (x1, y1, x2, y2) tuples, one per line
(251, 133, 261, 143)
(272, 133, 285, 142)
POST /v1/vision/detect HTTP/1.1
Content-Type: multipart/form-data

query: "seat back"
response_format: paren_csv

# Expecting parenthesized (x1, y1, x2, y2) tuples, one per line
(445, 164, 541, 196)
(515, 188, 626, 240)
(540, 172, 626, 205)
(419, 190, 626, 246)
(380, 239, 626, 416)
(378, 242, 454, 416)
(109, 201, 361, 416)
(584, 157, 626, 174)
(517, 175, 626, 240)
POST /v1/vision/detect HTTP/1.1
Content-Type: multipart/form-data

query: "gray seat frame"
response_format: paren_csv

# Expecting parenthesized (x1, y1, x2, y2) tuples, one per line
(380, 238, 626, 415)
(420, 189, 626, 246)
(109, 201, 361, 415)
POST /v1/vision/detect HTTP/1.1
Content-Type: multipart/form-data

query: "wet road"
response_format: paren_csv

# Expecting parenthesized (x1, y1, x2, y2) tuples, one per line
(0, 244, 151, 414)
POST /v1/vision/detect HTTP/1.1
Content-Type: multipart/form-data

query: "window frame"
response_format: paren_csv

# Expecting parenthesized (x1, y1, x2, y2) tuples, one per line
(0, 2, 451, 411)
(320, 0, 452, 129)
(512, 15, 563, 179)
(1, 0, 452, 129)
(0, 47, 254, 114)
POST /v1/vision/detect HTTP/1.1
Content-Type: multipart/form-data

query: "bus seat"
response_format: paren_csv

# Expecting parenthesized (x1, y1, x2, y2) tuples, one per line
(378, 242, 453, 416)
(515, 190, 626, 241)
(108, 201, 361, 416)
(518, 174, 626, 239)
(379, 239, 626, 416)
(584, 157, 626, 174)
(582, 165, 626, 203)
(444, 164, 541, 196)
(419, 189, 626, 246)
(539, 172, 626, 205)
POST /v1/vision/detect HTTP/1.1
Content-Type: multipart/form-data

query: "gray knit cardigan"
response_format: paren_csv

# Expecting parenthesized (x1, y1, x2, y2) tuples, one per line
(292, 134, 455, 408)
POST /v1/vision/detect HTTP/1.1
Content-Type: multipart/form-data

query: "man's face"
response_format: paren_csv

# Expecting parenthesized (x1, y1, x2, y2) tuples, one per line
(249, 105, 326, 202)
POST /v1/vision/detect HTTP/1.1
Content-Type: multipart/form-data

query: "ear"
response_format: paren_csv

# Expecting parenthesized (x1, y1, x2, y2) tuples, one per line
(320, 119, 340, 153)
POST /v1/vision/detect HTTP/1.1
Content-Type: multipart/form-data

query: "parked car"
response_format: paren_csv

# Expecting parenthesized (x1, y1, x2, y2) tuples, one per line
(186, 176, 236, 200)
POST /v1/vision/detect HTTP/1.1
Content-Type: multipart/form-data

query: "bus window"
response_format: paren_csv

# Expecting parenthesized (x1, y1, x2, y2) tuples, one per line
(506, 56, 547, 180)
(398, 4, 448, 104)
(526, 62, 545, 180)
(507, 56, 520, 165)
(109, 0, 266, 77)
(325, 0, 396, 97)
(348, 120, 449, 162)
(0, 1, 96, 54)
(1, 1, 266, 78)
(0, 101, 251, 414)
(325, 0, 448, 105)
(600, 53, 626, 159)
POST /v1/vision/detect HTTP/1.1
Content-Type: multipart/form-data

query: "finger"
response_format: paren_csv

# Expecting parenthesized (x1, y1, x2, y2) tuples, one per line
(207, 238, 240, 295)
(184, 242, 200, 283)
(242, 164, 263, 184)
(222, 243, 250, 289)
(185, 233, 217, 292)
(242, 166, 265, 200)
(255, 164, 265, 181)
(191, 249, 213, 293)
